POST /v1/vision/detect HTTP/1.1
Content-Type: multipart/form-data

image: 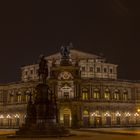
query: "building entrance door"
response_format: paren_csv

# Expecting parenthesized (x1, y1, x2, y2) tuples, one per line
(0, 118, 3, 126)
(94, 117, 102, 127)
(116, 117, 121, 125)
(125, 117, 130, 125)
(63, 114, 70, 127)
(83, 117, 89, 127)
(15, 118, 20, 126)
(106, 117, 111, 125)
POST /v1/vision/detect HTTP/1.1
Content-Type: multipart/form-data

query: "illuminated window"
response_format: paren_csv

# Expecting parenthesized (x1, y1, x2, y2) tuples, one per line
(82, 89, 88, 100)
(104, 89, 110, 100)
(17, 92, 22, 102)
(82, 92, 88, 100)
(123, 90, 128, 101)
(25, 91, 30, 102)
(83, 110, 89, 116)
(92, 89, 100, 99)
(114, 90, 120, 100)
(25, 94, 29, 102)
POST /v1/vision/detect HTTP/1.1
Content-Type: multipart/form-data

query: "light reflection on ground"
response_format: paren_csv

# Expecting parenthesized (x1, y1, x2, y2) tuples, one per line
(0, 128, 140, 140)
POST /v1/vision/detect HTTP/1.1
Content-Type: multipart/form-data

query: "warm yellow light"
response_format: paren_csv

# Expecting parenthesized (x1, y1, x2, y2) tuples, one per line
(91, 112, 97, 117)
(125, 112, 131, 117)
(0, 115, 4, 119)
(6, 115, 11, 118)
(137, 109, 140, 112)
(134, 113, 139, 117)
(104, 112, 110, 117)
(15, 114, 20, 118)
(116, 112, 121, 117)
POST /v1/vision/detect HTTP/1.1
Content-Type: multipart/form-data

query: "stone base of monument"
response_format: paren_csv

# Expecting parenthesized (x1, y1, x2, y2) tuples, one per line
(8, 82, 72, 138)
(60, 58, 72, 66)
(9, 122, 71, 138)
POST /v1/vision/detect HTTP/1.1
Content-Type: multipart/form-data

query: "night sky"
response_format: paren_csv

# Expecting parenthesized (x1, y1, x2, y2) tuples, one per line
(0, 0, 140, 83)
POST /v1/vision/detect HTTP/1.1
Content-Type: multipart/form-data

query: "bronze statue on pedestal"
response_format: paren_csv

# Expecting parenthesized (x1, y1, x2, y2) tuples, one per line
(38, 55, 48, 84)
(15, 53, 70, 138)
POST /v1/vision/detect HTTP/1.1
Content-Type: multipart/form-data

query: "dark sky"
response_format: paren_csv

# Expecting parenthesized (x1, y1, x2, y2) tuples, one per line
(0, 0, 140, 83)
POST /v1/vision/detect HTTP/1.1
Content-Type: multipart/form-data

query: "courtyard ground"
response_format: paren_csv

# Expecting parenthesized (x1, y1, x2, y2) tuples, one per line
(78, 127, 140, 135)
(0, 128, 140, 140)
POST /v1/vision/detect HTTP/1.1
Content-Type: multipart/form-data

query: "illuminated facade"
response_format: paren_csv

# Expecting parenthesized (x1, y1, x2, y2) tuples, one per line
(0, 49, 140, 128)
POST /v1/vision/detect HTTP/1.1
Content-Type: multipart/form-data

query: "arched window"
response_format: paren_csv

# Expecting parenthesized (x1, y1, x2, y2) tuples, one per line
(104, 89, 110, 100)
(114, 89, 120, 100)
(83, 110, 89, 116)
(82, 88, 88, 100)
(123, 90, 128, 101)
(92, 88, 100, 99)
(25, 90, 30, 102)
(9, 91, 14, 103)
(17, 91, 22, 102)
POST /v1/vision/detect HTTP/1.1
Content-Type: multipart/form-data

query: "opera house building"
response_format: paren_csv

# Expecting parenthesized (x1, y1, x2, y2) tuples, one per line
(0, 47, 140, 128)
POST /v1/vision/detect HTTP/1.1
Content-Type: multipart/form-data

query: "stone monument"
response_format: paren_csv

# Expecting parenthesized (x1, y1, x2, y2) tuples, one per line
(14, 55, 70, 138)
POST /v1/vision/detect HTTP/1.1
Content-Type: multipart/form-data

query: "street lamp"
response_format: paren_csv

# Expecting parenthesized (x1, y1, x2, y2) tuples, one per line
(137, 109, 140, 113)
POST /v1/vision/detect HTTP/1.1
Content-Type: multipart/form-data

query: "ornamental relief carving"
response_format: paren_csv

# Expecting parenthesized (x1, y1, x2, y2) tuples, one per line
(58, 71, 73, 80)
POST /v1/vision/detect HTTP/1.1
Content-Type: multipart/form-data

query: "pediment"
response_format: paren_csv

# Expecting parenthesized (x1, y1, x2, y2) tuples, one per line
(46, 49, 101, 60)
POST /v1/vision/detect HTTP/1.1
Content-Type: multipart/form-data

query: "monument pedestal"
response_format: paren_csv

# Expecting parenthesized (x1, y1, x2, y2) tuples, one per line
(13, 84, 71, 138)
(60, 57, 72, 66)
(9, 50, 74, 138)
(15, 123, 70, 137)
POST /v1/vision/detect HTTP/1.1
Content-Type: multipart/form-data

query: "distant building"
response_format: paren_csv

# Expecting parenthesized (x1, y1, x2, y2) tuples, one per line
(0, 48, 140, 128)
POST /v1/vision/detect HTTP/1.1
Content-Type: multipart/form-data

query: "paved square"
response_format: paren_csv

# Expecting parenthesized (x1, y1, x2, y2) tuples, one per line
(0, 129, 140, 140)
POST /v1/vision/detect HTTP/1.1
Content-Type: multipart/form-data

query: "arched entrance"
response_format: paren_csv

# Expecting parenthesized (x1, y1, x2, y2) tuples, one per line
(125, 117, 130, 125)
(83, 110, 89, 127)
(116, 117, 121, 125)
(106, 117, 111, 126)
(94, 117, 102, 127)
(60, 108, 71, 127)
(58, 83, 74, 99)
